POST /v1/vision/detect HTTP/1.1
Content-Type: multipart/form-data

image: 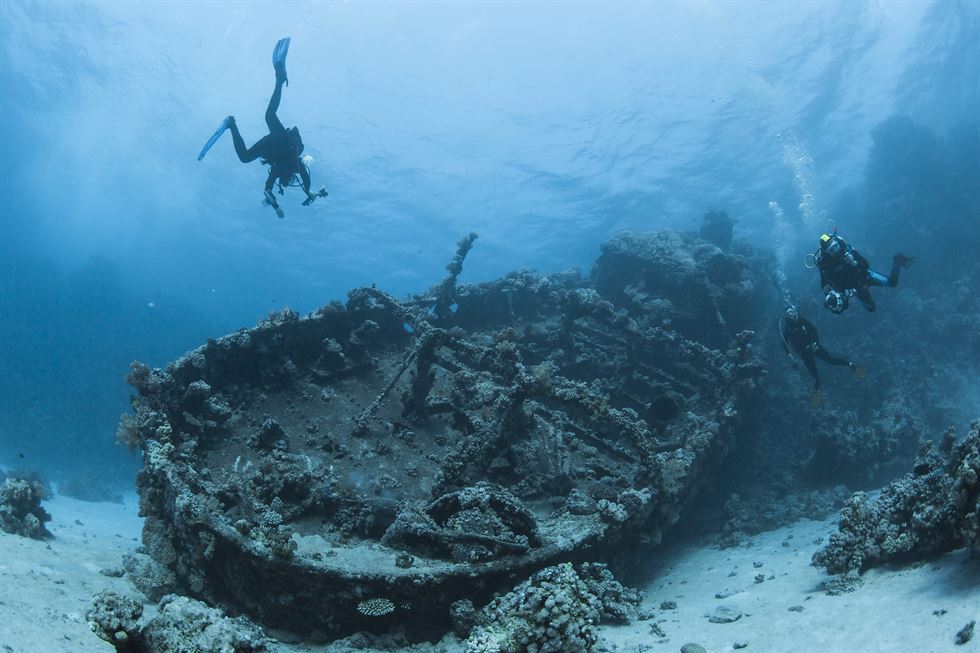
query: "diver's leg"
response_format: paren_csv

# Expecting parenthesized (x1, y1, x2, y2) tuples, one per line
(866, 268, 890, 288)
(886, 254, 913, 286)
(265, 78, 286, 135)
(801, 352, 821, 390)
(855, 287, 876, 312)
(229, 123, 274, 164)
(813, 345, 849, 367)
(229, 121, 253, 162)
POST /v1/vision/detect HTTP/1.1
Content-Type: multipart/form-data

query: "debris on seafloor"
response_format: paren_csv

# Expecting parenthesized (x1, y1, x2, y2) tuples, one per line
(118, 229, 767, 640)
(707, 604, 743, 623)
(955, 619, 975, 646)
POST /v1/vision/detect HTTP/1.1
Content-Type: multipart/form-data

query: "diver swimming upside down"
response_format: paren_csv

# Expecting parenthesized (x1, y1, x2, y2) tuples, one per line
(197, 37, 327, 218)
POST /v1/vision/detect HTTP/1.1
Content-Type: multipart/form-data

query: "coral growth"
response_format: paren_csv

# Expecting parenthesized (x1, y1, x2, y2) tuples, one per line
(465, 563, 603, 653)
(463, 562, 640, 652)
(813, 421, 980, 576)
(122, 551, 177, 602)
(88, 590, 143, 652)
(0, 477, 51, 539)
(141, 595, 268, 653)
(576, 562, 642, 624)
(698, 209, 735, 250)
(88, 591, 268, 653)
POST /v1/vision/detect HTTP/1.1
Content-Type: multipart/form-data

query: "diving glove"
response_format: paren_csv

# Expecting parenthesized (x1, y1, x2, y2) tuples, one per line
(811, 389, 823, 408)
(849, 362, 867, 379)
(302, 187, 328, 206)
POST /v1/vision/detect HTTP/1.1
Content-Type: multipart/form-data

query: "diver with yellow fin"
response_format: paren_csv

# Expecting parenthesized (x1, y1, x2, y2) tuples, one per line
(779, 305, 865, 407)
(810, 231, 913, 314)
(197, 37, 327, 218)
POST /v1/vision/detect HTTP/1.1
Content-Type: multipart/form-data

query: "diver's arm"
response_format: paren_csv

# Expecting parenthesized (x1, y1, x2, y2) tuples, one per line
(299, 163, 312, 197)
(778, 319, 798, 367)
(818, 260, 831, 289)
(847, 247, 869, 271)
(300, 164, 322, 206)
(855, 249, 869, 269)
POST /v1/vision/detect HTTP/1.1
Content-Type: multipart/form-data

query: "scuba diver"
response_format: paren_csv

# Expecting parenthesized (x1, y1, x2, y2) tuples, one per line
(813, 232, 913, 314)
(197, 37, 327, 218)
(779, 305, 865, 407)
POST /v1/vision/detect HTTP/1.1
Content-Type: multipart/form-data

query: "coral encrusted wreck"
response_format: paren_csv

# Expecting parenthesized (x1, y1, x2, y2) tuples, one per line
(120, 230, 765, 640)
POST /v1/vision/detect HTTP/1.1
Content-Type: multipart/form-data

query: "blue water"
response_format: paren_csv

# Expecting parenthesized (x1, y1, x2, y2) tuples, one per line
(1, 1, 977, 480)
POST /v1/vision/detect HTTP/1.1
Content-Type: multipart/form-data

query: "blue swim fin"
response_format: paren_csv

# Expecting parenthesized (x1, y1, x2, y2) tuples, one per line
(273, 37, 291, 85)
(198, 116, 233, 161)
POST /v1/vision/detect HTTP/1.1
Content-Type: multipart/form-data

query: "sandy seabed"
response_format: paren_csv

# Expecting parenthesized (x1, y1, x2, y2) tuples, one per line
(1, 493, 977, 653)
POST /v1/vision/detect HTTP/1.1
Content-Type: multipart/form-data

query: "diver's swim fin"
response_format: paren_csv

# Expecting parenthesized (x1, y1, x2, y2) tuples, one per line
(198, 116, 233, 161)
(273, 37, 291, 85)
(263, 189, 285, 219)
(893, 253, 915, 269)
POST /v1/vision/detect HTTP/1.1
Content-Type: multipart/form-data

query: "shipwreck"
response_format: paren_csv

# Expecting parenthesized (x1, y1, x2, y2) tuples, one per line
(120, 229, 766, 639)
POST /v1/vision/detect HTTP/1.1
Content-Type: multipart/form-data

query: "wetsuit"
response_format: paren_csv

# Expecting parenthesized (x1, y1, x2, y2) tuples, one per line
(816, 238, 906, 312)
(780, 314, 851, 390)
(228, 76, 312, 195)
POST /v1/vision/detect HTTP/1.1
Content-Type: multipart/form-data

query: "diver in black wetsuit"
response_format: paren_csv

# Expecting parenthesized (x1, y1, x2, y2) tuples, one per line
(815, 232, 913, 314)
(779, 305, 864, 406)
(199, 38, 325, 218)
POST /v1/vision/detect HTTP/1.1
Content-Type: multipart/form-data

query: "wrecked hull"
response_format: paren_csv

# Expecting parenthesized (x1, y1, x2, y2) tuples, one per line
(123, 231, 763, 639)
